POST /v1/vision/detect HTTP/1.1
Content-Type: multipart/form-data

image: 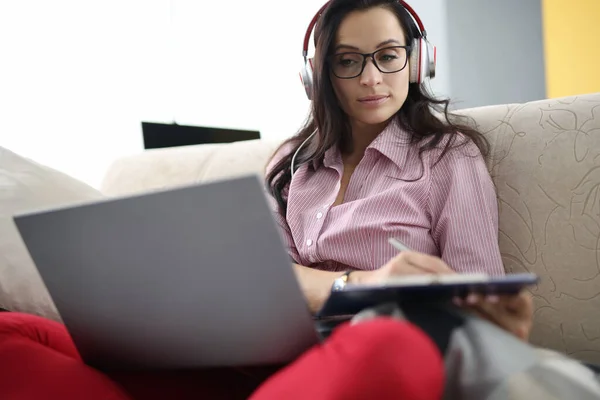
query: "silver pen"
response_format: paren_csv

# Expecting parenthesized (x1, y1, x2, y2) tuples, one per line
(388, 237, 412, 252)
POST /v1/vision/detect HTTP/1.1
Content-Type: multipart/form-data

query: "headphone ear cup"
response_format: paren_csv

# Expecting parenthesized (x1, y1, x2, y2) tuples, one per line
(426, 41, 437, 80)
(409, 38, 436, 84)
(300, 58, 315, 100)
(408, 38, 422, 83)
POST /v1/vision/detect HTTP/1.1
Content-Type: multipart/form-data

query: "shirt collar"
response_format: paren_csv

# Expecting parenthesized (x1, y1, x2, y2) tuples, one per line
(322, 144, 340, 169)
(319, 118, 410, 170)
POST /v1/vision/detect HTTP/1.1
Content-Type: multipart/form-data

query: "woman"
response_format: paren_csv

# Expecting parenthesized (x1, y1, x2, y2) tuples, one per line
(265, 0, 505, 316)
(0, 1, 552, 399)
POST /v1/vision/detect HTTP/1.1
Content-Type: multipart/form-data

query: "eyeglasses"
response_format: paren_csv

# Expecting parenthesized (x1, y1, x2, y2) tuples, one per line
(328, 45, 411, 79)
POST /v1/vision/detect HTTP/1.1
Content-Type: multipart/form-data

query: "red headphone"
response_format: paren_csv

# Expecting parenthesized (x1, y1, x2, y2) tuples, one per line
(299, 0, 437, 100)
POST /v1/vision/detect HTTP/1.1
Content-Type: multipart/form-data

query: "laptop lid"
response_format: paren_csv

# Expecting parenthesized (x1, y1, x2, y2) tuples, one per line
(13, 174, 319, 370)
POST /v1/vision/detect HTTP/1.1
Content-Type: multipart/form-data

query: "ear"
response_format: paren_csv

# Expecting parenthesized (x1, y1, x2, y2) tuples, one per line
(408, 38, 422, 83)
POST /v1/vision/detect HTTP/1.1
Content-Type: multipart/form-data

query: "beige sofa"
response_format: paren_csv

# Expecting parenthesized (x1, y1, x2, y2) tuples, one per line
(1, 92, 599, 365)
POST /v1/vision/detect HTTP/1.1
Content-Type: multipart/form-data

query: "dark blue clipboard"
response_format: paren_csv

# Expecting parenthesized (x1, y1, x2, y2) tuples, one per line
(316, 273, 539, 318)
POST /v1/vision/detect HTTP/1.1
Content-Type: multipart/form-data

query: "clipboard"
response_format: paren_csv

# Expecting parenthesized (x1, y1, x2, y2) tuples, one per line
(316, 272, 539, 318)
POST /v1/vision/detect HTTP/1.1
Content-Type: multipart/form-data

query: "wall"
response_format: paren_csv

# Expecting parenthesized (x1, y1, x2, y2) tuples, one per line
(446, 0, 547, 109)
(541, 0, 600, 98)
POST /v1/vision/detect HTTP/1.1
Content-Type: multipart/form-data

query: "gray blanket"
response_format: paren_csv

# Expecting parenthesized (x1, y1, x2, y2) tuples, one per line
(351, 303, 600, 400)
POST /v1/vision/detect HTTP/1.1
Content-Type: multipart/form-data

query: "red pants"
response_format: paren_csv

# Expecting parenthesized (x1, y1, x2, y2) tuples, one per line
(0, 312, 444, 400)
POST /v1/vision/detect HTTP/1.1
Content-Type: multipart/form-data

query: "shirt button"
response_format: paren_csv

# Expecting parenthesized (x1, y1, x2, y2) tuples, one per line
(306, 239, 313, 247)
(308, 255, 316, 263)
(316, 212, 323, 219)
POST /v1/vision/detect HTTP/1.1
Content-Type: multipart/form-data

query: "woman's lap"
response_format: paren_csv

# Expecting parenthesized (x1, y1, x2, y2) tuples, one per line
(0, 312, 130, 399)
(0, 312, 270, 399)
(0, 312, 445, 400)
(110, 367, 277, 400)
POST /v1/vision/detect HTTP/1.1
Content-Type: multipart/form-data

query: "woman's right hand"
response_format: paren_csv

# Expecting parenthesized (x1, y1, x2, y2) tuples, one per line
(350, 251, 456, 285)
(347, 253, 534, 343)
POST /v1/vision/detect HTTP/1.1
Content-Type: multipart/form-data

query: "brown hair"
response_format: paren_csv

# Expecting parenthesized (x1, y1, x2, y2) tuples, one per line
(265, 0, 488, 213)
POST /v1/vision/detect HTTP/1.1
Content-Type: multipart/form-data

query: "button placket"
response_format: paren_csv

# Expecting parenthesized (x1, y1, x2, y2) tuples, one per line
(304, 170, 337, 266)
(306, 204, 330, 264)
(305, 238, 316, 264)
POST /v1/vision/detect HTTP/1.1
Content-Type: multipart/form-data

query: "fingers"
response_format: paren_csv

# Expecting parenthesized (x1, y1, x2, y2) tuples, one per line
(454, 292, 526, 317)
(388, 251, 456, 275)
(504, 291, 533, 313)
(454, 293, 499, 306)
(453, 291, 533, 341)
(455, 295, 508, 330)
(394, 262, 441, 275)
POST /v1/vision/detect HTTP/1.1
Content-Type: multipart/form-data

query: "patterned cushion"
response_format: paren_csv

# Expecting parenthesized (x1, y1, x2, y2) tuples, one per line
(456, 93, 600, 364)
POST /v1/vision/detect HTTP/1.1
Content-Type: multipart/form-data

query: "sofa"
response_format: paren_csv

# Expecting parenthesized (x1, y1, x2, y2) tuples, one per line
(1, 92, 599, 365)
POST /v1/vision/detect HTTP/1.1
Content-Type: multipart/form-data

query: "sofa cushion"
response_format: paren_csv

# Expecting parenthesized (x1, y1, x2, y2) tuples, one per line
(0, 146, 104, 321)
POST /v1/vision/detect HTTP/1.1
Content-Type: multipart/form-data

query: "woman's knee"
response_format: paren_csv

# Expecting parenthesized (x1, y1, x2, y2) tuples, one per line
(332, 317, 441, 358)
(327, 317, 445, 399)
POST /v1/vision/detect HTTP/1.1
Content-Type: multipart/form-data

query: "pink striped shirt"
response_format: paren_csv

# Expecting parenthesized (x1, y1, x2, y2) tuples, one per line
(266, 120, 505, 275)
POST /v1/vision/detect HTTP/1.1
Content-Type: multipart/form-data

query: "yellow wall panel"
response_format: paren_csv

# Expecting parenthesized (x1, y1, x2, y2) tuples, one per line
(542, 0, 600, 98)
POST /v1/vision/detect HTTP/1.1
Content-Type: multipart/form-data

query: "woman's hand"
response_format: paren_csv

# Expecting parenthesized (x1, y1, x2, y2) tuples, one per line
(350, 251, 456, 285)
(454, 290, 534, 341)
(345, 251, 534, 342)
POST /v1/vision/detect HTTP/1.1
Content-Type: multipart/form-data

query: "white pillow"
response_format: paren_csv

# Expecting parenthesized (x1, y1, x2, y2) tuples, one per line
(0, 146, 104, 321)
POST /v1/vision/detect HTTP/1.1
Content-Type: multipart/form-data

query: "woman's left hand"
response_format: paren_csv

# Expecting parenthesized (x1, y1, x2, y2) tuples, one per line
(454, 290, 534, 342)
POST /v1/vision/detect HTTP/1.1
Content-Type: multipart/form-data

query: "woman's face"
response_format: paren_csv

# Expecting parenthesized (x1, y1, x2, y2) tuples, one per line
(330, 6, 410, 130)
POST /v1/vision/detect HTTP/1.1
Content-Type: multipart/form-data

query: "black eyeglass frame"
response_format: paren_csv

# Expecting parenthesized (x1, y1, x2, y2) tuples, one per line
(328, 45, 412, 79)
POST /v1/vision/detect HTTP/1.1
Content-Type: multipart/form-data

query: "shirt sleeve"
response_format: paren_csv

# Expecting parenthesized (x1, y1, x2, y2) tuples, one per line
(427, 139, 505, 275)
(264, 143, 301, 264)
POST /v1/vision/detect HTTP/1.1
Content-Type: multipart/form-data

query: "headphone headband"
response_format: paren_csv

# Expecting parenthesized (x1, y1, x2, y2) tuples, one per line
(294, 1, 436, 177)
(302, 0, 427, 58)
(299, 0, 436, 99)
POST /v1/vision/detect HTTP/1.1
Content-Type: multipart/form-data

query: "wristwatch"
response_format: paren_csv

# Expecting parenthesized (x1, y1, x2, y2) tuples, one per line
(331, 270, 354, 292)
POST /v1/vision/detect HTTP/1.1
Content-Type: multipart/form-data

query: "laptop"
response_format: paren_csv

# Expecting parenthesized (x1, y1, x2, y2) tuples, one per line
(13, 174, 321, 371)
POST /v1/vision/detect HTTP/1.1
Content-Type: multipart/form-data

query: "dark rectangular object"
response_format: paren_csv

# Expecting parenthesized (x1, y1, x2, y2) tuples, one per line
(317, 273, 540, 318)
(142, 122, 260, 150)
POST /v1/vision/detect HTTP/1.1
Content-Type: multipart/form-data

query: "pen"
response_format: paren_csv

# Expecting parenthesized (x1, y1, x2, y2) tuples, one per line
(388, 237, 412, 252)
